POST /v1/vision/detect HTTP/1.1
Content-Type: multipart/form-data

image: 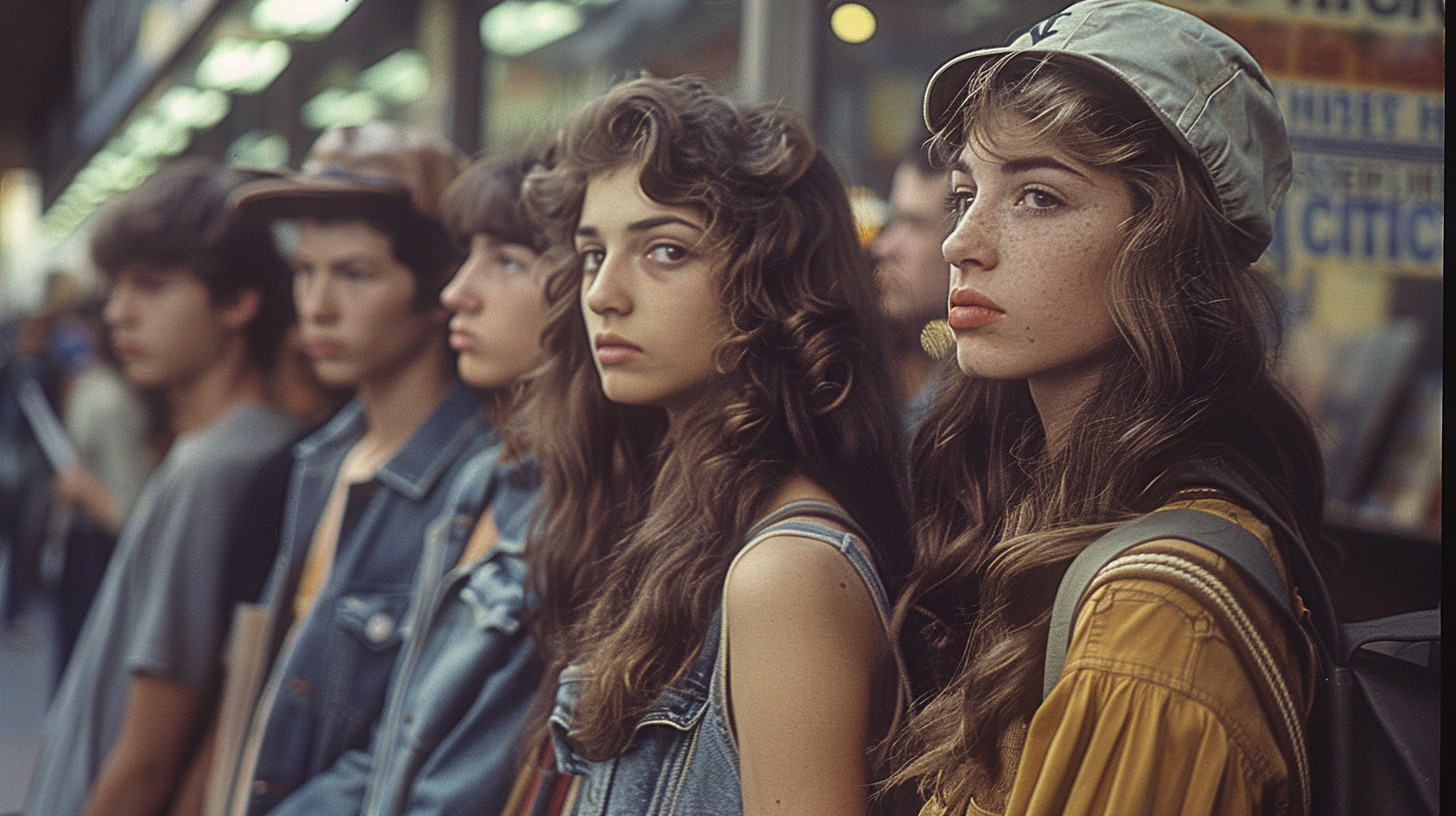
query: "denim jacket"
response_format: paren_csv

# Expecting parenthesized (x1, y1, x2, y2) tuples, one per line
(245, 382, 492, 814)
(550, 501, 909, 816)
(262, 443, 544, 815)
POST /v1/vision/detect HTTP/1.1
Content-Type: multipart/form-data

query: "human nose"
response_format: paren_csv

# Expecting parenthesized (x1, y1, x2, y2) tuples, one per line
(294, 272, 338, 323)
(103, 286, 132, 328)
(440, 258, 482, 313)
(872, 222, 903, 262)
(942, 202, 997, 273)
(582, 254, 630, 316)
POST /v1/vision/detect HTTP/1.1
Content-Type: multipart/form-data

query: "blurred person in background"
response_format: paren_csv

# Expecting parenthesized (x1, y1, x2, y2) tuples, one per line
(23, 159, 302, 816)
(224, 122, 494, 815)
(871, 129, 954, 435)
(0, 311, 63, 639)
(161, 324, 349, 815)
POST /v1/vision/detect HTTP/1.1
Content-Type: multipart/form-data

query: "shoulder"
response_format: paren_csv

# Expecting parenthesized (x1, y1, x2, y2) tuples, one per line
(1064, 531, 1311, 747)
(724, 529, 883, 646)
(153, 412, 295, 503)
(727, 530, 864, 605)
(1022, 666, 1292, 813)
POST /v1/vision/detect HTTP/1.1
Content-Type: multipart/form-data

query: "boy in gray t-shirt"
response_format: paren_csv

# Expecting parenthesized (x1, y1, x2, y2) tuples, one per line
(24, 160, 301, 816)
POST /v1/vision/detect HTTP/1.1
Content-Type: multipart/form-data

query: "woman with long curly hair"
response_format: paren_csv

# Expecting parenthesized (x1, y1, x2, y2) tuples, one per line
(518, 75, 915, 814)
(891, 1, 1327, 814)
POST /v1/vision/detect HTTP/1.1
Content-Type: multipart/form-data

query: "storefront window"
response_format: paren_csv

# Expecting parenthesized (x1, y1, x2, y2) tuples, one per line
(480, 0, 742, 149)
(816, 0, 1068, 193)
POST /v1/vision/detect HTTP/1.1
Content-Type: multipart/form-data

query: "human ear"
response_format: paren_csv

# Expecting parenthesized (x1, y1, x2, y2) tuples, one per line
(219, 288, 261, 331)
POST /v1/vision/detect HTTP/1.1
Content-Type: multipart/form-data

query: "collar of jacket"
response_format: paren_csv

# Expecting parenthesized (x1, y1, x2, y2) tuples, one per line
(294, 381, 495, 502)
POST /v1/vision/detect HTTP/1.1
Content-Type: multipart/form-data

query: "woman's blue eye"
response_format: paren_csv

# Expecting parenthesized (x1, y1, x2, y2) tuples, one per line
(580, 250, 603, 274)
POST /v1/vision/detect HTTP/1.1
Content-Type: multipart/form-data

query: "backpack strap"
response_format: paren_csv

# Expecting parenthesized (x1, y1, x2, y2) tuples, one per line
(1044, 508, 1295, 698)
(1043, 506, 1315, 813)
(1163, 464, 1341, 647)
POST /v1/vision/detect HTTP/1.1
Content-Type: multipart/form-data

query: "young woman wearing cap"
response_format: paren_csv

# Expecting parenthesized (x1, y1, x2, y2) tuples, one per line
(519, 75, 914, 814)
(890, 1, 1326, 814)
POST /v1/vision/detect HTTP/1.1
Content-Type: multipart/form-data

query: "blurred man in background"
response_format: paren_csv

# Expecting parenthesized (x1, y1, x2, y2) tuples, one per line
(872, 131, 953, 433)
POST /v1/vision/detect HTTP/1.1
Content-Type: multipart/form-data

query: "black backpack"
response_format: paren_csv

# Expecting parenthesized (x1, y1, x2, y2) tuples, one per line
(1044, 471, 1440, 815)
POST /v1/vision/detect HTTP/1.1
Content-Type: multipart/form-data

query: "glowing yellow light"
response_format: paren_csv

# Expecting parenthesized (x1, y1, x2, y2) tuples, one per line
(830, 3, 876, 44)
(920, 320, 955, 360)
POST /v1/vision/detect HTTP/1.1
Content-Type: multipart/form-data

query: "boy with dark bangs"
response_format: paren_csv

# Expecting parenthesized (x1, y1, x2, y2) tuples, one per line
(25, 160, 302, 816)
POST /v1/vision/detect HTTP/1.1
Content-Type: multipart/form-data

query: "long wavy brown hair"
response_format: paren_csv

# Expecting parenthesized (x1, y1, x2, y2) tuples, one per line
(520, 75, 914, 761)
(888, 55, 1326, 810)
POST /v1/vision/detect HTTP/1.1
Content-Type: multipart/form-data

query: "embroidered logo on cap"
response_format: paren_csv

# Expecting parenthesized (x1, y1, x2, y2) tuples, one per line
(1027, 12, 1072, 44)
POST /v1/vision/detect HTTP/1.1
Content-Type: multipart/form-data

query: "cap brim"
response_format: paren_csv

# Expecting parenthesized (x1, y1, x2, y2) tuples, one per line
(232, 176, 414, 222)
(927, 48, 1134, 132)
(924, 47, 1015, 133)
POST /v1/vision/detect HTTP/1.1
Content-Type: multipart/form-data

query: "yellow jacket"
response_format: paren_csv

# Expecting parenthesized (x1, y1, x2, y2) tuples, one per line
(923, 497, 1315, 816)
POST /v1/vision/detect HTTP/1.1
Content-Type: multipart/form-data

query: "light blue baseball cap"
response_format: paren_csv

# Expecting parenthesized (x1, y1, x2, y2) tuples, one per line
(925, 0, 1291, 263)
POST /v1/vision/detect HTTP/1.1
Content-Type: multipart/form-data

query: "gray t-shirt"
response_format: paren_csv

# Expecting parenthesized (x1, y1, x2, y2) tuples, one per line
(24, 402, 302, 816)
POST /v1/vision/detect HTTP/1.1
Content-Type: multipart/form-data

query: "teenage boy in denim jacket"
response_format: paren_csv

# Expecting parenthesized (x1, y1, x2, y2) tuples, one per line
(225, 123, 498, 814)
(254, 149, 555, 815)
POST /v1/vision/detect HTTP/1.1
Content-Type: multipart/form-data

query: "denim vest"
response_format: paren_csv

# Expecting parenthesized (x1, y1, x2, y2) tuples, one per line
(550, 500, 908, 815)
(245, 383, 492, 814)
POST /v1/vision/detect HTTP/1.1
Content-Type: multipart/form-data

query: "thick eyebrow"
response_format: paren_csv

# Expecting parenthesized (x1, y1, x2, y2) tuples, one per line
(326, 255, 387, 270)
(575, 214, 703, 240)
(290, 253, 384, 271)
(1002, 156, 1088, 179)
(949, 155, 1089, 180)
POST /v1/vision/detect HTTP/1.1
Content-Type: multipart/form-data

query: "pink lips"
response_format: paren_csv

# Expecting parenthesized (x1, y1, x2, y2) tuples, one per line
(947, 287, 1004, 330)
(112, 340, 143, 361)
(593, 332, 643, 365)
(448, 321, 476, 352)
(304, 338, 346, 358)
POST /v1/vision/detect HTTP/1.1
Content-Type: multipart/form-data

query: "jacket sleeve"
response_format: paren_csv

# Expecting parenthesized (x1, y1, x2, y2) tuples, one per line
(1004, 574, 1295, 816)
(266, 747, 371, 816)
(1006, 669, 1264, 816)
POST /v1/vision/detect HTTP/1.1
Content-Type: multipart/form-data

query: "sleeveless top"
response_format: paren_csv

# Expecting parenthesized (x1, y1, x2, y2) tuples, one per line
(549, 500, 909, 816)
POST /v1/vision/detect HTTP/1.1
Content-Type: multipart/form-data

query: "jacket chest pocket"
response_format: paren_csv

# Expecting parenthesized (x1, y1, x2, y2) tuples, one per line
(551, 665, 718, 814)
(335, 592, 409, 653)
